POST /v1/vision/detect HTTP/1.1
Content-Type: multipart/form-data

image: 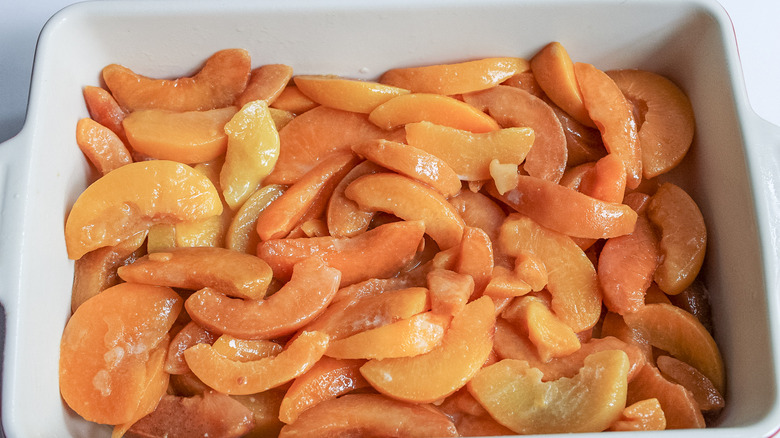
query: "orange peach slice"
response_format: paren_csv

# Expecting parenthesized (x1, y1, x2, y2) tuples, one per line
(454, 227, 494, 296)
(326, 311, 449, 360)
(75, 118, 133, 175)
(103, 48, 251, 111)
(345, 173, 465, 249)
(211, 336, 283, 362)
(608, 398, 667, 432)
(627, 364, 705, 429)
(484, 266, 532, 299)
(270, 85, 319, 114)
(507, 296, 581, 362)
(427, 268, 474, 316)
(258, 220, 425, 286)
(118, 247, 272, 300)
(530, 42, 595, 127)
(579, 153, 627, 203)
(647, 182, 707, 295)
(491, 175, 638, 239)
(405, 121, 534, 181)
(225, 184, 285, 255)
(165, 321, 218, 375)
(184, 331, 329, 395)
(325, 160, 384, 238)
(221, 99, 280, 209)
(656, 355, 724, 412)
(379, 57, 529, 95)
(360, 296, 495, 403)
(278, 393, 458, 438)
(608, 69, 696, 179)
(59, 283, 181, 425)
(468, 350, 629, 434)
(623, 303, 725, 395)
(65, 160, 222, 260)
(574, 62, 642, 189)
(185, 257, 340, 339)
(236, 64, 293, 107)
(369, 93, 500, 133)
(550, 102, 606, 167)
(448, 189, 507, 243)
(123, 106, 237, 163)
(498, 214, 601, 332)
(352, 139, 462, 197)
(82, 85, 128, 145)
(294, 75, 410, 113)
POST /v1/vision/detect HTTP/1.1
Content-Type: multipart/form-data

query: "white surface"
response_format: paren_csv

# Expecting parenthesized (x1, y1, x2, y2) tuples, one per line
(1, 0, 780, 143)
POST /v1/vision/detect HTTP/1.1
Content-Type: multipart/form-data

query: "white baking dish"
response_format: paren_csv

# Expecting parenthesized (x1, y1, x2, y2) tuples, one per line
(1, 0, 779, 436)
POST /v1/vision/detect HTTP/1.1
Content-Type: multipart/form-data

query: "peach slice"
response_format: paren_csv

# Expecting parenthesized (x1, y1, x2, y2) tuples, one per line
(647, 182, 707, 295)
(656, 355, 725, 412)
(211, 336, 283, 362)
(331, 276, 415, 305)
(600, 312, 654, 364)
(360, 296, 495, 403)
(232, 389, 286, 438)
(498, 214, 601, 332)
(427, 269, 474, 316)
(608, 398, 667, 431)
(225, 184, 285, 255)
(608, 69, 696, 179)
(185, 257, 340, 339)
(490, 175, 638, 239)
(352, 139, 462, 197)
(454, 227, 494, 296)
(627, 364, 705, 429)
(513, 253, 548, 292)
(236, 64, 293, 107)
(82, 85, 128, 145)
(379, 57, 529, 95)
(326, 160, 384, 238)
(369, 93, 500, 133)
(258, 220, 425, 286)
(294, 75, 410, 113)
(530, 42, 595, 127)
(623, 303, 725, 395)
(59, 283, 181, 425)
(549, 102, 606, 167)
(164, 321, 218, 375)
(118, 246, 272, 299)
(264, 106, 400, 185)
(579, 153, 627, 203)
(345, 173, 465, 249)
(278, 393, 458, 438)
(405, 121, 534, 181)
(65, 160, 222, 260)
(506, 296, 581, 362)
(270, 85, 319, 114)
(221, 99, 280, 209)
(463, 85, 567, 183)
(448, 189, 507, 243)
(102, 48, 251, 111)
(279, 357, 369, 424)
(123, 106, 237, 163)
(670, 280, 714, 332)
(501, 70, 545, 97)
(484, 266, 532, 299)
(75, 118, 133, 175)
(574, 62, 642, 189)
(468, 350, 629, 434)
(184, 331, 328, 395)
(326, 311, 449, 360)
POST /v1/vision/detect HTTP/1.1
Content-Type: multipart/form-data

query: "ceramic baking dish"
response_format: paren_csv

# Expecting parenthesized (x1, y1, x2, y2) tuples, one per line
(1, 0, 779, 436)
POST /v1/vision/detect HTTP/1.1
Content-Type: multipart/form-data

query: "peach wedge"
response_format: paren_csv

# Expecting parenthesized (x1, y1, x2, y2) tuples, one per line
(369, 93, 500, 133)
(65, 160, 222, 260)
(294, 75, 410, 113)
(530, 42, 595, 128)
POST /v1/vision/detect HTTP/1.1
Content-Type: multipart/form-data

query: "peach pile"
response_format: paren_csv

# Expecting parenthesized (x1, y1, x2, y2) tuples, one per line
(61, 43, 723, 437)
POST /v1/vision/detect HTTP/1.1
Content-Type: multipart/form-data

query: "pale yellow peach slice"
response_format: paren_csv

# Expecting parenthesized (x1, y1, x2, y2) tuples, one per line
(225, 184, 285, 255)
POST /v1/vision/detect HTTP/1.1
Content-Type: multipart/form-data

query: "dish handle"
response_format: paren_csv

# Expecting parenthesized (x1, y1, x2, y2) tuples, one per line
(0, 132, 30, 310)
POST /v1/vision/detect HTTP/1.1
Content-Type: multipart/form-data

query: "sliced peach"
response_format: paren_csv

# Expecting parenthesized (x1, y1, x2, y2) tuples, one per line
(608, 69, 696, 179)
(549, 101, 606, 167)
(236, 64, 293, 107)
(278, 393, 457, 437)
(211, 336, 283, 362)
(123, 106, 237, 163)
(185, 330, 328, 395)
(579, 153, 627, 203)
(331, 277, 416, 305)
(647, 182, 707, 295)
(598, 215, 660, 315)
(256, 152, 358, 241)
(530, 42, 595, 127)
(82, 85, 128, 145)
(454, 227, 494, 296)
(75, 118, 132, 175)
(369, 93, 500, 132)
(65, 160, 222, 260)
(258, 220, 425, 286)
(427, 269, 474, 316)
(164, 321, 218, 375)
(294, 75, 410, 113)
(225, 184, 285, 254)
(185, 257, 340, 339)
(608, 398, 667, 431)
(232, 389, 286, 438)
(59, 283, 181, 425)
(463, 85, 567, 183)
(264, 106, 400, 184)
(360, 296, 495, 403)
(484, 266, 532, 299)
(469, 350, 628, 434)
(279, 357, 369, 424)
(118, 247, 273, 300)
(405, 121, 532, 182)
(491, 175, 638, 239)
(623, 303, 724, 394)
(501, 70, 545, 97)
(600, 312, 654, 364)
(379, 57, 529, 95)
(669, 280, 714, 332)
(103, 48, 251, 111)
(656, 355, 724, 412)
(448, 189, 507, 243)
(345, 173, 465, 249)
(513, 253, 548, 292)
(352, 139, 461, 197)
(627, 364, 705, 429)
(498, 214, 601, 332)
(506, 296, 581, 362)
(269, 85, 319, 114)
(326, 311, 449, 360)
(325, 160, 384, 238)
(574, 62, 642, 189)
(645, 283, 673, 305)
(530, 336, 647, 383)
(221, 99, 280, 209)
